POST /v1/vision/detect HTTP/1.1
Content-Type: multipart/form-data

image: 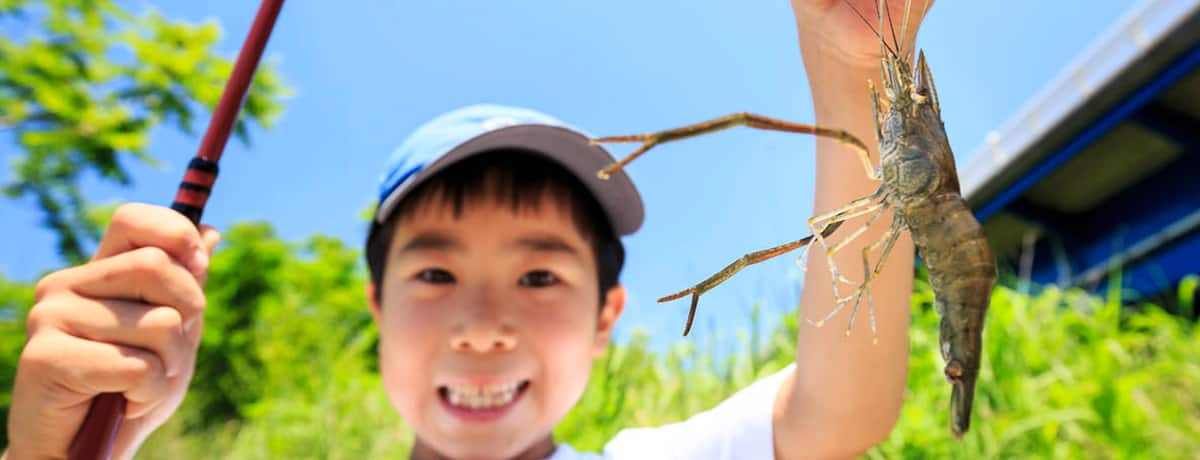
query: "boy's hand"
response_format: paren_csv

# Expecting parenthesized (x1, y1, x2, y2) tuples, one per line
(6, 203, 220, 460)
(793, 0, 933, 67)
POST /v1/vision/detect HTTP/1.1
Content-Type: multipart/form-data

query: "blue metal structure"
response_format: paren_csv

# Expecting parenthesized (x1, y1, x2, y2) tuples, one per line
(960, 0, 1200, 301)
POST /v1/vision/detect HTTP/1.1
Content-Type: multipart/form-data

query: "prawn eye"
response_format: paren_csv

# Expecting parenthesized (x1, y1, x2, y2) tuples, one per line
(944, 361, 964, 382)
(912, 90, 929, 104)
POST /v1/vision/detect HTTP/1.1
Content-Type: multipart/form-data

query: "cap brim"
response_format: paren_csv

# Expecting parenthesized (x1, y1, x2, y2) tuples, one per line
(375, 124, 644, 236)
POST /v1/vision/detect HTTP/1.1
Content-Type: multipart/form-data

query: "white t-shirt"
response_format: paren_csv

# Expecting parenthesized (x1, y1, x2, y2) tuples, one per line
(547, 363, 794, 460)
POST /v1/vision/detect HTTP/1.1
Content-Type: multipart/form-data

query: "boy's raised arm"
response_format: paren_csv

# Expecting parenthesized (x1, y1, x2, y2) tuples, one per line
(772, 1, 930, 458)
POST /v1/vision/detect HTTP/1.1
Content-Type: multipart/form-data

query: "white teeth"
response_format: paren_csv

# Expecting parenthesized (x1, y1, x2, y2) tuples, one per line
(445, 381, 523, 409)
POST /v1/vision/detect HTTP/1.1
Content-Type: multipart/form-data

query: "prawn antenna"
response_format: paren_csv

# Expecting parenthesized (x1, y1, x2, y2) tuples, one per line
(841, 0, 899, 59)
(882, 0, 902, 57)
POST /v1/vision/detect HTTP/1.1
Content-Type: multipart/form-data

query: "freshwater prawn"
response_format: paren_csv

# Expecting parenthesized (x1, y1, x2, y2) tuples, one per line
(591, 0, 994, 437)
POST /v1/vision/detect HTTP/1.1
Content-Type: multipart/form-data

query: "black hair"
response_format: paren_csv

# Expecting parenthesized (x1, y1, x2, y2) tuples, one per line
(365, 149, 625, 305)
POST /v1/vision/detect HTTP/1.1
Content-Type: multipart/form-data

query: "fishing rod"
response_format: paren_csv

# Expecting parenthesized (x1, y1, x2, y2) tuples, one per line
(67, 0, 286, 458)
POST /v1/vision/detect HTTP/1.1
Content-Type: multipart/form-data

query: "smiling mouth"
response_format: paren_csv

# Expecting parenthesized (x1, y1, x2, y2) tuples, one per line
(438, 380, 531, 410)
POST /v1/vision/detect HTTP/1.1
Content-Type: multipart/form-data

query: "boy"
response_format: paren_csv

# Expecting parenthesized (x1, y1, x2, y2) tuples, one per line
(5, 1, 926, 458)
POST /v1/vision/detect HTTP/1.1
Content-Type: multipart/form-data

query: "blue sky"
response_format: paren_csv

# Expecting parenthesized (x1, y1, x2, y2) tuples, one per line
(2, 1, 1132, 350)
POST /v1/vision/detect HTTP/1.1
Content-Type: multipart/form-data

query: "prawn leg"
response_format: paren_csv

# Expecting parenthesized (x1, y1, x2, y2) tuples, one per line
(807, 185, 888, 311)
(840, 216, 905, 344)
(592, 112, 879, 181)
(662, 221, 845, 336)
(806, 200, 891, 329)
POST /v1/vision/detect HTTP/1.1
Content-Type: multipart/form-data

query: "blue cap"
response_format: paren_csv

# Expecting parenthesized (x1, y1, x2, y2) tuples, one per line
(373, 104, 644, 235)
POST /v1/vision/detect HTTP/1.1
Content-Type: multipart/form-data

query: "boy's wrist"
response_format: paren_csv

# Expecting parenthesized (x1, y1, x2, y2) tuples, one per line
(798, 48, 878, 124)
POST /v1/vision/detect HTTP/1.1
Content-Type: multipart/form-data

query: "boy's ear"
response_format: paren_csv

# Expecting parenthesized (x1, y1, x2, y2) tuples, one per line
(367, 282, 382, 322)
(592, 285, 626, 356)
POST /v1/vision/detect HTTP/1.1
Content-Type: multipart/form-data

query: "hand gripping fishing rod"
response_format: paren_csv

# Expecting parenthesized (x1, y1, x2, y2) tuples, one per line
(66, 1, 285, 458)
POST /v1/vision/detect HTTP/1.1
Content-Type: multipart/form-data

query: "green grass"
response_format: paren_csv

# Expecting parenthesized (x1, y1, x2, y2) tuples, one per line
(870, 275, 1200, 459)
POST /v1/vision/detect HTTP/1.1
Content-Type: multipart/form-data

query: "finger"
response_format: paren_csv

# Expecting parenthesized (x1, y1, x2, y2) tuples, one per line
(20, 331, 170, 411)
(9, 333, 172, 459)
(94, 203, 208, 277)
(45, 246, 207, 325)
(35, 296, 193, 378)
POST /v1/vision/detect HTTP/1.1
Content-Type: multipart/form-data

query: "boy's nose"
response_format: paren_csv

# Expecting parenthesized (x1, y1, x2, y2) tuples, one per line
(449, 321, 518, 353)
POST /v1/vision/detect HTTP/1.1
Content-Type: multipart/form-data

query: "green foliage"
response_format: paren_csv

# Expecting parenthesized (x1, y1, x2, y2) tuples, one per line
(1, 0, 290, 264)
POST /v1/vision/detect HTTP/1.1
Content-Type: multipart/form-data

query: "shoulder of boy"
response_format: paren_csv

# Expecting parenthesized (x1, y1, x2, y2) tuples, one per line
(552, 363, 796, 460)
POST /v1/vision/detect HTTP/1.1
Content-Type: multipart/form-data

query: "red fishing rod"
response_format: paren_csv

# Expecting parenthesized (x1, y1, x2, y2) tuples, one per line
(66, 0, 286, 458)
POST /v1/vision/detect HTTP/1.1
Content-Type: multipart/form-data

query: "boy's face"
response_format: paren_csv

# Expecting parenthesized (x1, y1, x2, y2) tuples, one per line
(368, 191, 625, 459)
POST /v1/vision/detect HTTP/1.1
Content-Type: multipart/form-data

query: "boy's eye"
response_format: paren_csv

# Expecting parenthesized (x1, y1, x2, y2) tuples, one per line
(518, 270, 558, 288)
(417, 269, 455, 284)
